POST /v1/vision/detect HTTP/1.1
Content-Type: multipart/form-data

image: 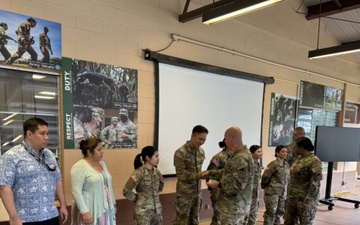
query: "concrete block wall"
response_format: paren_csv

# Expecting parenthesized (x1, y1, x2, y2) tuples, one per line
(1, 0, 360, 223)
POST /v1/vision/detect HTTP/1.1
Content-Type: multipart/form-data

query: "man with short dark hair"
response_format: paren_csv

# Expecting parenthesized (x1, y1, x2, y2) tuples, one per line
(0, 117, 68, 225)
(173, 125, 209, 225)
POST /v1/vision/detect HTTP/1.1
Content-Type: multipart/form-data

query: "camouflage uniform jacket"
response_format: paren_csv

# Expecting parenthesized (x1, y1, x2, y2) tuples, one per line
(214, 145, 254, 215)
(261, 158, 290, 196)
(288, 154, 322, 203)
(123, 166, 164, 214)
(252, 160, 262, 199)
(100, 124, 121, 145)
(286, 141, 299, 167)
(0, 27, 10, 45)
(174, 141, 205, 194)
(119, 119, 137, 141)
(39, 32, 51, 49)
(207, 150, 229, 198)
(16, 22, 32, 44)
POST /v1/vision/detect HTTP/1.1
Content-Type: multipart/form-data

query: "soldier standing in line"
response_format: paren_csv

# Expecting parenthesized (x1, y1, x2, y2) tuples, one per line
(5, 17, 38, 65)
(0, 22, 17, 61)
(118, 108, 137, 142)
(244, 145, 263, 225)
(286, 126, 305, 167)
(173, 125, 209, 225)
(207, 126, 254, 225)
(39, 26, 53, 63)
(100, 116, 120, 148)
(261, 145, 290, 225)
(284, 137, 322, 225)
(123, 146, 164, 225)
(206, 139, 230, 225)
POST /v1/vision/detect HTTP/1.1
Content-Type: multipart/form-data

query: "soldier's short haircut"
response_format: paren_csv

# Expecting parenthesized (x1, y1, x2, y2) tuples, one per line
(23, 117, 48, 137)
(296, 137, 314, 152)
(192, 125, 208, 135)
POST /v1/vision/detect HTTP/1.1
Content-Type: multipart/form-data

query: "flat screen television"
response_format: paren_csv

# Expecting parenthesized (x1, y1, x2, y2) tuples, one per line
(315, 126, 360, 162)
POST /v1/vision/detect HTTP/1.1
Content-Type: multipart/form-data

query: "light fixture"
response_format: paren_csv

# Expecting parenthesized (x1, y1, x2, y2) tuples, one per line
(34, 95, 55, 99)
(3, 112, 18, 121)
(3, 119, 14, 126)
(32, 74, 46, 79)
(202, 0, 285, 25)
(11, 135, 23, 143)
(39, 91, 56, 96)
(309, 41, 360, 59)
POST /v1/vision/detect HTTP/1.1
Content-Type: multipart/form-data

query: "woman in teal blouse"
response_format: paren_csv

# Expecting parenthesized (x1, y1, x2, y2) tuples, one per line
(71, 137, 116, 225)
(123, 146, 164, 225)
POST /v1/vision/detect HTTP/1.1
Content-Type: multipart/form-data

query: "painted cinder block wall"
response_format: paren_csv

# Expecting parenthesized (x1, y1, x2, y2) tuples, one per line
(1, 0, 360, 223)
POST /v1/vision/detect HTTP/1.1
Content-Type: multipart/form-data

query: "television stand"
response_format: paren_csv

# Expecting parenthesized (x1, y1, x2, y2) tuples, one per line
(319, 162, 360, 211)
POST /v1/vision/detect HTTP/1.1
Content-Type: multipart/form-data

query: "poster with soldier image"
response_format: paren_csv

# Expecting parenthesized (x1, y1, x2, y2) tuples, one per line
(0, 9, 61, 71)
(268, 93, 297, 146)
(62, 58, 138, 149)
(324, 86, 343, 111)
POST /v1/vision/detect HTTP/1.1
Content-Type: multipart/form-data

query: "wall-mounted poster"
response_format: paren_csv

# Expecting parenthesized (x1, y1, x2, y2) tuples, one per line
(62, 58, 138, 149)
(344, 102, 360, 125)
(299, 81, 325, 108)
(268, 93, 297, 147)
(324, 86, 343, 111)
(0, 9, 62, 71)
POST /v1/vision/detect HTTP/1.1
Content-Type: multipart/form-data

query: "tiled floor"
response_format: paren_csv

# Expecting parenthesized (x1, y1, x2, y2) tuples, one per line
(200, 181, 360, 225)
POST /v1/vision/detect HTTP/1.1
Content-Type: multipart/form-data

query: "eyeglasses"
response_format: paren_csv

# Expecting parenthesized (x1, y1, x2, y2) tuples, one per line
(22, 144, 57, 171)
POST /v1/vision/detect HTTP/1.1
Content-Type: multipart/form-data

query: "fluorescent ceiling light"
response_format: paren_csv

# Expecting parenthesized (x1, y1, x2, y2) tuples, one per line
(203, 0, 284, 25)
(3, 119, 14, 126)
(39, 91, 56, 96)
(2, 141, 10, 147)
(309, 42, 360, 59)
(11, 135, 23, 142)
(32, 74, 46, 79)
(34, 95, 55, 99)
(3, 112, 19, 121)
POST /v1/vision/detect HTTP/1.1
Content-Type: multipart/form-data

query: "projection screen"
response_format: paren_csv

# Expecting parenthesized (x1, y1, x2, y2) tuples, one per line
(157, 63, 265, 175)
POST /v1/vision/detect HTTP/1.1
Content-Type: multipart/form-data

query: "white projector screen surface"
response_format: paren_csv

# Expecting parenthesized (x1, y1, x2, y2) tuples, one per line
(157, 63, 264, 175)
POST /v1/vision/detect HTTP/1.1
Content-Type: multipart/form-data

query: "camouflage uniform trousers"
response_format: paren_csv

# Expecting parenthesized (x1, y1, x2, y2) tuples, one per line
(209, 191, 220, 225)
(263, 193, 285, 225)
(135, 208, 162, 225)
(243, 197, 259, 225)
(5, 43, 38, 64)
(284, 197, 318, 225)
(173, 193, 202, 225)
(0, 43, 11, 60)
(220, 211, 246, 225)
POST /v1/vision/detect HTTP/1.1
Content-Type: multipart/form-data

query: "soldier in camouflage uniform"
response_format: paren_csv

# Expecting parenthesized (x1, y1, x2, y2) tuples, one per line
(261, 145, 290, 225)
(100, 116, 121, 148)
(284, 137, 322, 225)
(39, 26, 53, 63)
(5, 17, 38, 65)
(123, 146, 164, 225)
(243, 145, 263, 225)
(206, 139, 230, 225)
(207, 126, 254, 225)
(118, 108, 137, 142)
(0, 22, 17, 61)
(286, 127, 305, 167)
(173, 125, 209, 225)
